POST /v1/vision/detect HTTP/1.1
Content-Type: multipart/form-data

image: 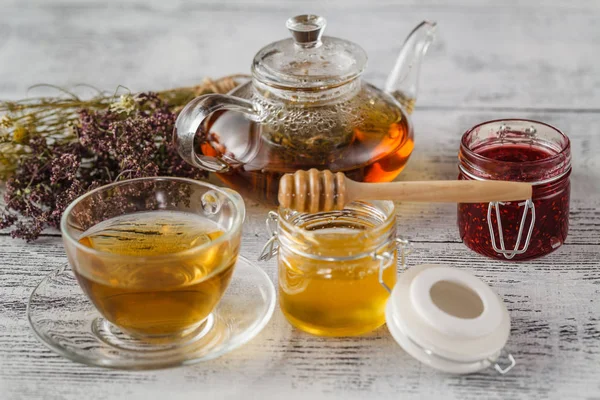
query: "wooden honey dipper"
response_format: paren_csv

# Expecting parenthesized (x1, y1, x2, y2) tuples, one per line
(278, 169, 533, 213)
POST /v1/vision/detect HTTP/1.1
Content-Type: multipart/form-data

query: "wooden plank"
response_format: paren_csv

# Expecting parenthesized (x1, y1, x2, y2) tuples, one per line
(0, 1, 599, 399)
(8, 0, 600, 8)
(2, 106, 600, 399)
(1, 238, 599, 399)
(0, 1, 599, 109)
(3, 108, 598, 245)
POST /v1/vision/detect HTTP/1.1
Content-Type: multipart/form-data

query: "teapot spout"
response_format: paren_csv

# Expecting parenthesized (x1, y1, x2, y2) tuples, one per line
(385, 21, 436, 114)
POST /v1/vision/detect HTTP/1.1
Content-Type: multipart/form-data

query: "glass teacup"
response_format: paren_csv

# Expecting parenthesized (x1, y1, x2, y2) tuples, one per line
(61, 177, 245, 339)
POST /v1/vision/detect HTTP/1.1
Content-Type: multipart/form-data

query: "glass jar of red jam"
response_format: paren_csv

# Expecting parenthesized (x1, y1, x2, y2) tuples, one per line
(458, 119, 571, 261)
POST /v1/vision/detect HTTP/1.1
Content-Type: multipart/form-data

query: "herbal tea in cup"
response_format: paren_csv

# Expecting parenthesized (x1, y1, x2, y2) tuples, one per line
(61, 178, 245, 339)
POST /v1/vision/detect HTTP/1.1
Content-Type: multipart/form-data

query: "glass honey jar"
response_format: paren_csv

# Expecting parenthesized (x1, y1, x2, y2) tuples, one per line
(258, 201, 518, 375)
(458, 119, 571, 260)
(259, 200, 408, 336)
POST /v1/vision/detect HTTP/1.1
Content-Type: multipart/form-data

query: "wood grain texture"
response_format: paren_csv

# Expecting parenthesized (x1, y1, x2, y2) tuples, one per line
(1, 0, 600, 109)
(1, 239, 600, 400)
(1, 1, 599, 399)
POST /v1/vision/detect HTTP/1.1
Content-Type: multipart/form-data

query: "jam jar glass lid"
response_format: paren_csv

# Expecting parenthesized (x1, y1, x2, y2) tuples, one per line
(252, 15, 368, 89)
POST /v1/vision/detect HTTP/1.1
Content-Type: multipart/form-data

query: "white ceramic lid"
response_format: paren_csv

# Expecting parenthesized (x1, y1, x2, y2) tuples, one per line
(385, 264, 511, 374)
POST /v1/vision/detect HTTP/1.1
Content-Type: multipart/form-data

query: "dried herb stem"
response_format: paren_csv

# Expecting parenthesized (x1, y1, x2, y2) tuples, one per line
(0, 75, 246, 241)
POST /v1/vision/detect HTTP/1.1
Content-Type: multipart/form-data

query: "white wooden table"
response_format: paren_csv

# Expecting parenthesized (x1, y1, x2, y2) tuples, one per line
(1, 1, 600, 399)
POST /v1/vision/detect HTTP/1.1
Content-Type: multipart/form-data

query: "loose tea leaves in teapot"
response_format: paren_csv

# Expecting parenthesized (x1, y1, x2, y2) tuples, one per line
(256, 82, 405, 161)
(204, 82, 411, 202)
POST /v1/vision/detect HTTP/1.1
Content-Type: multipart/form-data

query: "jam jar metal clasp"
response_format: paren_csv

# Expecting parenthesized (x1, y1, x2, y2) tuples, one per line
(487, 199, 536, 260)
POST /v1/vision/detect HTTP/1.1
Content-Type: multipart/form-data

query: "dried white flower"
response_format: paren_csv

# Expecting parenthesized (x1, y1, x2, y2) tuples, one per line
(110, 94, 137, 115)
(0, 115, 14, 129)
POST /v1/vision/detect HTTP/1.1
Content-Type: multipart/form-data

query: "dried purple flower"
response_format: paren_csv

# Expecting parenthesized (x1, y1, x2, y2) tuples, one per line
(1, 92, 207, 241)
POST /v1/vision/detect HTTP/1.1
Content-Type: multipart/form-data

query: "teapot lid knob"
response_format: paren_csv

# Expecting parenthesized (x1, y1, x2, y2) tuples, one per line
(252, 15, 366, 89)
(286, 15, 326, 48)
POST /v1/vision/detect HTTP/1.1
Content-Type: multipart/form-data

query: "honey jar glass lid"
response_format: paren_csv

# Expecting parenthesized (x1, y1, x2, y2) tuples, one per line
(252, 15, 368, 89)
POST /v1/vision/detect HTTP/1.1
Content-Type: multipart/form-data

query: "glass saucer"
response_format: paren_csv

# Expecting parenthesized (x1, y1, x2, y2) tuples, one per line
(27, 256, 276, 370)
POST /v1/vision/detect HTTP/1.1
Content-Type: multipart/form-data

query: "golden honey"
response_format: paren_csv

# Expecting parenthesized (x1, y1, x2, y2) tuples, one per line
(275, 201, 397, 336)
(73, 211, 237, 338)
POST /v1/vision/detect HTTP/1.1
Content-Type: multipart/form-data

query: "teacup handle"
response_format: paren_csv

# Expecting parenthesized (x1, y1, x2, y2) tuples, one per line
(173, 94, 264, 173)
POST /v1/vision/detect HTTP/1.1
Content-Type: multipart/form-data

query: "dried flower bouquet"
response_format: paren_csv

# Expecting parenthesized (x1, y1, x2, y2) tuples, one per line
(0, 76, 244, 241)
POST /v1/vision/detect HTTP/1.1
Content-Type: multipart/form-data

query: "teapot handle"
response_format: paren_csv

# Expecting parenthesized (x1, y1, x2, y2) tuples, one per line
(174, 94, 264, 173)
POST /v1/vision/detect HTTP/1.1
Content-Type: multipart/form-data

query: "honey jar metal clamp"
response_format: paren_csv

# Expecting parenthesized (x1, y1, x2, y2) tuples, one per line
(258, 211, 281, 262)
(258, 211, 411, 267)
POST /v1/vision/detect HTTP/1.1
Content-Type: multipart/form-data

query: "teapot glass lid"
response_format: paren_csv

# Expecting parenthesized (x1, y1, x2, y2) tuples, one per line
(252, 15, 368, 89)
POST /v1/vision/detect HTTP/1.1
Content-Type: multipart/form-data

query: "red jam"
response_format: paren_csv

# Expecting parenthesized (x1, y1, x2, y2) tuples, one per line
(478, 145, 552, 162)
(458, 120, 571, 261)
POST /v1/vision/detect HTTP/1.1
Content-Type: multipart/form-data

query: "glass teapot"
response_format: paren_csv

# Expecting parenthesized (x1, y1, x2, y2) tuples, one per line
(174, 15, 436, 203)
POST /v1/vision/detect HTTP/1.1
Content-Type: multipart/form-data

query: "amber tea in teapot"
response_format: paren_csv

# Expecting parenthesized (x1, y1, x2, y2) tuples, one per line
(202, 84, 413, 202)
(175, 15, 436, 203)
